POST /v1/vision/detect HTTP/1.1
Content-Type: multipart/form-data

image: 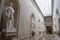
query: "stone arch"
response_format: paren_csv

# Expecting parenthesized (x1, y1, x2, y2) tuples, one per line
(30, 13, 35, 40)
(30, 13, 35, 31)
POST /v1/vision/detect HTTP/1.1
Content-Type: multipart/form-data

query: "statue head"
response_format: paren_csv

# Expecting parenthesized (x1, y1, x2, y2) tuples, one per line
(9, 2, 13, 7)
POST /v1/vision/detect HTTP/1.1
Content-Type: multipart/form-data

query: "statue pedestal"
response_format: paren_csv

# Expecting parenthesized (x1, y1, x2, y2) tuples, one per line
(7, 27, 16, 32)
(3, 27, 17, 40)
(6, 26, 16, 37)
(2, 27, 16, 40)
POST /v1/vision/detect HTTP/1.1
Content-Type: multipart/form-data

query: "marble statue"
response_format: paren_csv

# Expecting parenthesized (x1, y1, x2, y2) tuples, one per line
(1, 3, 16, 32)
(5, 3, 14, 29)
(1, 3, 16, 40)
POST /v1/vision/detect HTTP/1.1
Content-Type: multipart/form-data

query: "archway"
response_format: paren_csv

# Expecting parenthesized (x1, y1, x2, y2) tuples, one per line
(30, 14, 35, 40)
(46, 26, 53, 34)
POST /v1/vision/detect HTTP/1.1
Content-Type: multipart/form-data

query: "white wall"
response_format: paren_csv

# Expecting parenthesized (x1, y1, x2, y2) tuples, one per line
(53, 0, 60, 32)
(18, 0, 45, 40)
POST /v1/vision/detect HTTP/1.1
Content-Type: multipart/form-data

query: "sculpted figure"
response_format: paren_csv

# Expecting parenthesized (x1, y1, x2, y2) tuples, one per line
(5, 3, 15, 30)
(1, 3, 15, 32)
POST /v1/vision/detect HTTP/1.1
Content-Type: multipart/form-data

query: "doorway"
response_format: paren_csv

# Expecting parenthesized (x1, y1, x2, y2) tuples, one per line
(46, 26, 53, 34)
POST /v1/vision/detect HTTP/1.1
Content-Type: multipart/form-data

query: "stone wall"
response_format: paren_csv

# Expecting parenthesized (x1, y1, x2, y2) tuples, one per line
(53, 0, 60, 33)
(18, 0, 46, 40)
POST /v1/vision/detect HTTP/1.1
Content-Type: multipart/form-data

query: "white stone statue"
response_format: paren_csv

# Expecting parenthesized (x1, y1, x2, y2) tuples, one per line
(5, 3, 16, 32)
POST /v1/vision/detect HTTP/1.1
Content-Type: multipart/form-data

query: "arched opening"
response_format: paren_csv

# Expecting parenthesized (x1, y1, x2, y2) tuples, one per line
(30, 14, 35, 40)
(46, 26, 53, 34)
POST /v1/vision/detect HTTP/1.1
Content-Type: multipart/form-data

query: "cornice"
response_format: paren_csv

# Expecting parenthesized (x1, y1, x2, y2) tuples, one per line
(31, 0, 44, 18)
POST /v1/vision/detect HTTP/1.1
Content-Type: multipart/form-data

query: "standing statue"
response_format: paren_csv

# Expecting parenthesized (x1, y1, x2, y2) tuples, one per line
(6, 3, 16, 32)
(5, 3, 14, 29)
(1, 3, 16, 32)
(1, 3, 15, 40)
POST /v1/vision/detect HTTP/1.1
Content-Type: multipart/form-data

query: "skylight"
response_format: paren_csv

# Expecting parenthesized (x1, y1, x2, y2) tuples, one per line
(35, 0, 51, 16)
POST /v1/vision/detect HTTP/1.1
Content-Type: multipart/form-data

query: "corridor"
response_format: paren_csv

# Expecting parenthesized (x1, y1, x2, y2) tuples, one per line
(0, 0, 60, 40)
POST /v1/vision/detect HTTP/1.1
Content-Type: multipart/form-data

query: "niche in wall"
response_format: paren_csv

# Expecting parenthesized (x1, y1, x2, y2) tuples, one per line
(30, 14, 35, 36)
(31, 14, 35, 30)
(4, 0, 19, 29)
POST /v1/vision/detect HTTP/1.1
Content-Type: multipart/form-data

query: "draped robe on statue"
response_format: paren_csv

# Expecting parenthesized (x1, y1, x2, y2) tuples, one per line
(1, 6, 16, 33)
